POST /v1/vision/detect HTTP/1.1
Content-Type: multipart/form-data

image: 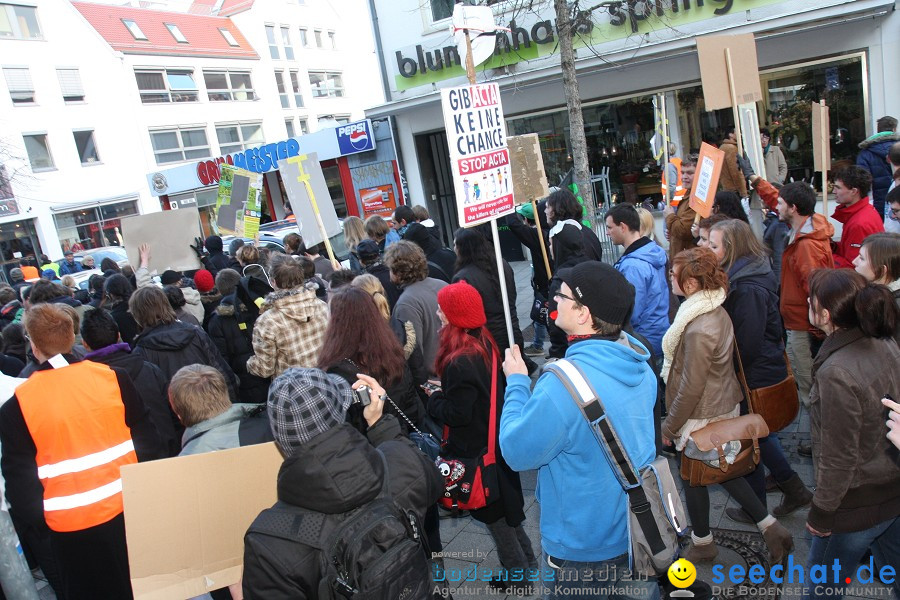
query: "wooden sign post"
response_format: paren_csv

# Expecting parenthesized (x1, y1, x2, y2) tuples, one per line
(812, 100, 831, 214)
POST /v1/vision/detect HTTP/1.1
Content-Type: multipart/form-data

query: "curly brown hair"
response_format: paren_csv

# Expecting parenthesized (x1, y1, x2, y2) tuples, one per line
(672, 247, 728, 293)
(383, 241, 427, 286)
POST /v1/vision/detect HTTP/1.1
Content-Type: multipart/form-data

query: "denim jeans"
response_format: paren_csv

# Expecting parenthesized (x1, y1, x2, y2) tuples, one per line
(532, 320, 548, 346)
(541, 552, 660, 600)
(802, 515, 900, 600)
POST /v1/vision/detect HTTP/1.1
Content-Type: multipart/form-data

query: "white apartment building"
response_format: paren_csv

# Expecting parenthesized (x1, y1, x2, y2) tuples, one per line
(0, 0, 382, 275)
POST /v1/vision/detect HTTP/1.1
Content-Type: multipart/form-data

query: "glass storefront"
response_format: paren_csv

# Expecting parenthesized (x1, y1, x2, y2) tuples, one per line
(0, 219, 43, 282)
(506, 54, 868, 206)
(54, 200, 139, 251)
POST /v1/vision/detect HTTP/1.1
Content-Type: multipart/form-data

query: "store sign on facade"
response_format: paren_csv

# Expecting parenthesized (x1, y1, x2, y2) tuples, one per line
(196, 139, 302, 186)
(393, 0, 784, 90)
(336, 121, 376, 155)
(0, 199, 20, 216)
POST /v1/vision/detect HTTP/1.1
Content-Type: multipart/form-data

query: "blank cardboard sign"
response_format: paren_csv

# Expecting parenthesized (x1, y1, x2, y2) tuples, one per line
(278, 153, 342, 247)
(507, 134, 550, 204)
(812, 101, 831, 172)
(696, 34, 762, 110)
(122, 443, 283, 600)
(121, 208, 203, 273)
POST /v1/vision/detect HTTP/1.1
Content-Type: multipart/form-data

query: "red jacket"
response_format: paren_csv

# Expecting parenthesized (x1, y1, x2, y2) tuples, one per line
(780, 214, 835, 331)
(832, 199, 884, 268)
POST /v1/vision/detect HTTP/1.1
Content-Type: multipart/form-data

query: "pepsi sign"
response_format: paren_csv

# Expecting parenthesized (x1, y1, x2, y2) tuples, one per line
(336, 119, 376, 155)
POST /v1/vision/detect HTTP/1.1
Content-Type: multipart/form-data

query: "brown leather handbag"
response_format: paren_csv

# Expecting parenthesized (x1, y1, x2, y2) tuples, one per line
(679, 340, 770, 487)
(734, 348, 799, 433)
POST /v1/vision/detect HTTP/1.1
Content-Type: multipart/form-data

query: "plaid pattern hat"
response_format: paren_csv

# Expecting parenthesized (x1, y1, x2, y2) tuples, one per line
(267, 367, 355, 454)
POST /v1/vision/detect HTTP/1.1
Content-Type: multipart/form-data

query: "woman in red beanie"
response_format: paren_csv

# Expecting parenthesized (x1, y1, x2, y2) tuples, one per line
(427, 281, 536, 592)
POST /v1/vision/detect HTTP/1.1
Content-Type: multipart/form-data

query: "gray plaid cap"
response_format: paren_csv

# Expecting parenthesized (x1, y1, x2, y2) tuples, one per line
(267, 367, 354, 454)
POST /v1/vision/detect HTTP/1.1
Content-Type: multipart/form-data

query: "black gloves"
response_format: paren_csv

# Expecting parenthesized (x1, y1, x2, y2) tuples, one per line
(190, 237, 206, 259)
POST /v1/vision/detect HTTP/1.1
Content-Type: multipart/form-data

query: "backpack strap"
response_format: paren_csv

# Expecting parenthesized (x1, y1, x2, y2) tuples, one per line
(544, 360, 665, 555)
(245, 501, 330, 550)
(485, 348, 499, 467)
(427, 260, 449, 281)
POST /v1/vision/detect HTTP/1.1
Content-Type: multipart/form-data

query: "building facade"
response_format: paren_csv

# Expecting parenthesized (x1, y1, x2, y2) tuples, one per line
(365, 0, 899, 239)
(0, 0, 383, 275)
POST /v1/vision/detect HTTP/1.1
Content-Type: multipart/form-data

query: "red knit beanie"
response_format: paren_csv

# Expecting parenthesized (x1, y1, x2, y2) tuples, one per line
(194, 269, 215, 293)
(437, 281, 486, 330)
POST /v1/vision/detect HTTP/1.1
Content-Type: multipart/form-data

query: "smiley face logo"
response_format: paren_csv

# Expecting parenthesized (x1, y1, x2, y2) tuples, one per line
(667, 558, 696, 588)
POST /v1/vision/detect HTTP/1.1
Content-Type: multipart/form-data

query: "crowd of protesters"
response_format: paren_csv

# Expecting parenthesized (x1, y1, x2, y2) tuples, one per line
(0, 129, 898, 600)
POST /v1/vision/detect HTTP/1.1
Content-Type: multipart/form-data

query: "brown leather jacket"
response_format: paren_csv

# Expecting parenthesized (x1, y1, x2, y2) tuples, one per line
(807, 328, 900, 534)
(662, 307, 743, 440)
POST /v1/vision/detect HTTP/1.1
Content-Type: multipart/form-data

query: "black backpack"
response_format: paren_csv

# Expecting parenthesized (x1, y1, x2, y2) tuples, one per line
(246, 453, 431, 600)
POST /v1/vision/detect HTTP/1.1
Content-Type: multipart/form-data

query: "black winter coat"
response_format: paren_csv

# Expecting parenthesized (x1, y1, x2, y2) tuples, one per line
(363, 262, 401, 311)
(504, 210, 551, 296)
(133, 321, 238, 402)
(724, 256, 788, 389)
(404, 223, 456, 283)
(546, 227, 591, 358)
(242, 417, 443, 600)
(85, 342, 181, 457)
(452, 262, 523, 354)
(207, 277, 273, 404)
(106, 300, 140, 347)
(427, 343, 526, 527)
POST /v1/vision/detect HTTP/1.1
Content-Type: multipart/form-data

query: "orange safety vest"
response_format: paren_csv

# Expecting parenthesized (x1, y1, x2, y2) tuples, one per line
(661, 157, 685, 206)
(17, 361, 137, 533)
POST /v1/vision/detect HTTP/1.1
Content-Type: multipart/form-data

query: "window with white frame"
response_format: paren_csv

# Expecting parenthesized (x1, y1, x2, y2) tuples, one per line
(57, 68, 85, 102)
(203, 70, 255, 101)
(215, 122, 264, 155)
(149, 126, 209, 164)
(281, 26, 294, 60)
(328, 31, 336, 50)
(23, 133, 54, 170)
(298, 118, 309, 135)
(165, 23, 187, 43)
(309, 71, 343, 98)
(135, 69, 198, 103)
(313, 29, 322, 48)
(219, 27, 239, 47)
(0, 4, 42, 39)
(275, 70, 289, 108)
(285, 118, 295, 138)
(288, 70, 303, 107)
(334, 115, 350, 125)
(3, 66, 34, 104)
(298, 27, 308, 47)
(122, 18, 147, 40)
(73, 130, 100, 165)
(265, 25, 279, 59)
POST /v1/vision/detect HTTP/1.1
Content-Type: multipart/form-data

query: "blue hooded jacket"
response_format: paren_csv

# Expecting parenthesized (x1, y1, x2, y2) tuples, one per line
(500, 336, 657, 562)
(613, 238, 670, 357)
(857, 132, 900, 218)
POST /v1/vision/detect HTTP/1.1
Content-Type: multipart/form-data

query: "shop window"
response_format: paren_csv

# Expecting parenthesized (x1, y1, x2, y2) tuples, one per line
(285, 119, 295, 138)
(265, 25, 279, 59)
(309, 71, 343, 98)
(219, 27, 239, 47)
(203, 70, 255, 101)
(313, 29, 322, 48)
(0, 219, 43, 283)
(281, 26, 294, 60)
(165, 23, 188, 43)
(298, 27, 308, 47)
(150, 126, 209, 165)
(57, 68, 84, 102)
(122, 19, 147, 41)
(135, 69, 198, 103)
(0, 4, 42, 39)
(275, 70, 289, 108)
(54, 200, 138, 251)
(216, 122, 264, 155)
(73, 130, 100, 165)
(321, 163, 348, 218)
(23, 133, 54, 171)
(3, 66, 34, 104)
(289, 70, 303, 107)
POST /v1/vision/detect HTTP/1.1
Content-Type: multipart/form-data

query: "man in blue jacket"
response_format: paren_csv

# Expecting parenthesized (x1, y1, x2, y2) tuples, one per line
(856, 115, 900, 221)
(606, 203, 669, 360)
(500, 262, 659, 600)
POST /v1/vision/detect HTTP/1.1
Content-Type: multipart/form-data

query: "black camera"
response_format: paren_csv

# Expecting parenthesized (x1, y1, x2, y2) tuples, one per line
(354, 385, 371, 407)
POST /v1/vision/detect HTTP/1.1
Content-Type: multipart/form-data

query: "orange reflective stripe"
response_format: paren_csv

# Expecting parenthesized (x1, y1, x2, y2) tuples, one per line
(18, 361, 137, 532)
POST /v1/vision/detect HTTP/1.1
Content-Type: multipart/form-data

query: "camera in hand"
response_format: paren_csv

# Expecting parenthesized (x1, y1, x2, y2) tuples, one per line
(354, 385, 371, 407)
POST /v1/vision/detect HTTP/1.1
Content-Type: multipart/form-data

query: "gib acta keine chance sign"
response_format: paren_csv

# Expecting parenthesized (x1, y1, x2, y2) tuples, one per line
(441, 83, 516, 227)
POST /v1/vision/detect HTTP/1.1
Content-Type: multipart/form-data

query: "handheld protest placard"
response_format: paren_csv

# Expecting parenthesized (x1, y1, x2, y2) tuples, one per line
(689, 142, 726, 219)
(508, 133, 552, 279)
(121, 208, 203, 273)
(812, 100, 831, 213)
(122, 443, 283, 599)
(695, 34, 762, 111)
(278, 153, 342, 267)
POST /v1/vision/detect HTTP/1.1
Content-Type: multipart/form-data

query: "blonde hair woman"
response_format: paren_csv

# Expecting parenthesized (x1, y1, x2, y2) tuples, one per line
(343, 216, 367, 273)
(635, 206, 659, 244)
(351, 273, 424, 381)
